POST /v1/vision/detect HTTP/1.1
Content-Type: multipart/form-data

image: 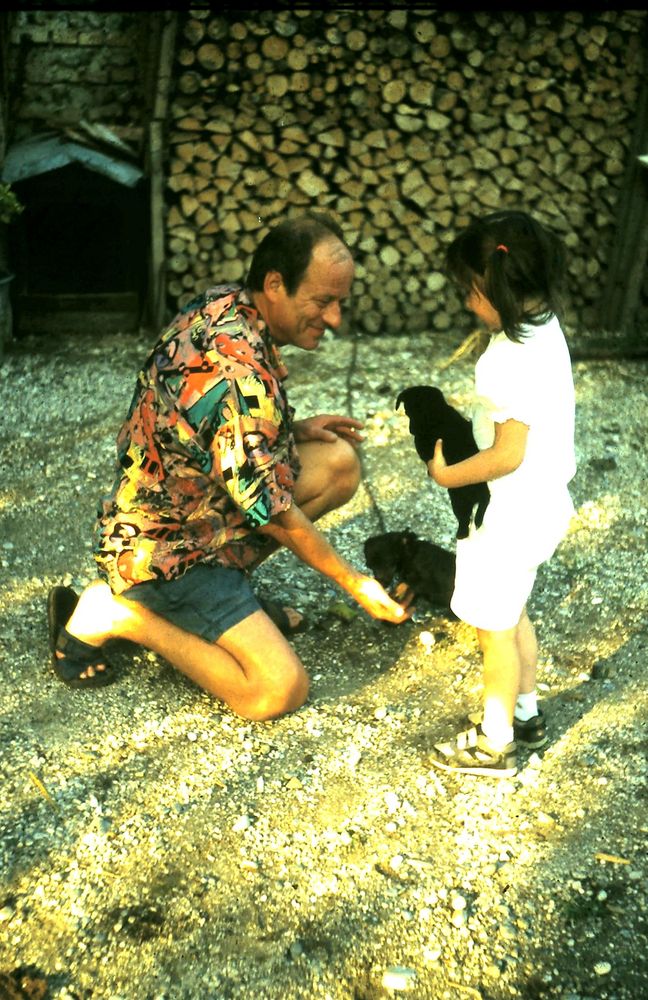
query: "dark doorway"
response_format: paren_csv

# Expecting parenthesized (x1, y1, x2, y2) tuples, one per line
(10, 163, 148, 336)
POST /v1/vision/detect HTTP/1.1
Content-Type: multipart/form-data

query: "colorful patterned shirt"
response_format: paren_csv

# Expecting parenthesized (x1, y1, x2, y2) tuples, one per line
(94, 286, 300, 595)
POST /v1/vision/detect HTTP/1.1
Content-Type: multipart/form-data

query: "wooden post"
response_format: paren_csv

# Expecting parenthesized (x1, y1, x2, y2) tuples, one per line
(145, 11, 178, 332)
(599, 22, 648, 348)
(0, 11, 15, 280)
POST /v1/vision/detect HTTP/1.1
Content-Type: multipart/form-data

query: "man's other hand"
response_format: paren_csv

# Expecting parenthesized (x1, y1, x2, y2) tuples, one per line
(294, 414, 365, 447)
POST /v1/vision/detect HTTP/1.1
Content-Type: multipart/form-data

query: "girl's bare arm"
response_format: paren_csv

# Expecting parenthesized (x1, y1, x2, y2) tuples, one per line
(428, 418, 529, 488)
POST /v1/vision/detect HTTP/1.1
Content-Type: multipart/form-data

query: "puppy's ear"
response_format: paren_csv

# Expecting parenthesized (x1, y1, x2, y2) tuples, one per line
(395, 386, 427, 411)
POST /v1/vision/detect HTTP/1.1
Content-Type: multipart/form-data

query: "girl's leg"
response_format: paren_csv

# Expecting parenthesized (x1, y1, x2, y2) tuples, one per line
(479, 608, 538, 738)
(516, 608, 538, 696)
(428, 624, 520, 775)
(477, 624, 520, 745)
(427, 615, 527, 777)
(511, 607, 549, 750)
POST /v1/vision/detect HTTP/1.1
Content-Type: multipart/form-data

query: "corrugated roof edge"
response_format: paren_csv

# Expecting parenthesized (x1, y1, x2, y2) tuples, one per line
(1, 133, 144, 187)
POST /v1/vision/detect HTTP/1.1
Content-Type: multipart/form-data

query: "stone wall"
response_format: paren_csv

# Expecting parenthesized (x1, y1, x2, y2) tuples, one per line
(165, 8, 647, 341)
(7, 10, 145, 140)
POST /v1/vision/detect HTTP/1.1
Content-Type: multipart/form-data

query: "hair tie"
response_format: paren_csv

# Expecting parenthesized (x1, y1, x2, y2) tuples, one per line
(496, 244, 509, 253)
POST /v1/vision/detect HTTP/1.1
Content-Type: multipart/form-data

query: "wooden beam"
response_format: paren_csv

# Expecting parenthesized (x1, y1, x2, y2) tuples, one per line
(599, 21, 648, 342)
(146, 11, 178, 331)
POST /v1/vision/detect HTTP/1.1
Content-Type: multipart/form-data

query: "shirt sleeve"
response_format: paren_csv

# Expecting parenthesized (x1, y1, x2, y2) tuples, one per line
(476, 337, 536, 427)
(212, 373, 297, 528)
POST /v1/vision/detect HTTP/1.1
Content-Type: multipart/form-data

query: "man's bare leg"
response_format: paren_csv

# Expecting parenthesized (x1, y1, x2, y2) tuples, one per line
(294, 437, 361, 518)
(64, 580, 308, 720)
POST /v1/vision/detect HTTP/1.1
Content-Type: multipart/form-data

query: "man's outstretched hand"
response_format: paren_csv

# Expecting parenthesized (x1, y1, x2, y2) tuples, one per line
(349, 574, 414, 624)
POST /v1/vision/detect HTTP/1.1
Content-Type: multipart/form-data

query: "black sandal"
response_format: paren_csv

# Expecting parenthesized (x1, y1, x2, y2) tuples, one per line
(47, 585, 114, 689)
(258, 597, 308, 636)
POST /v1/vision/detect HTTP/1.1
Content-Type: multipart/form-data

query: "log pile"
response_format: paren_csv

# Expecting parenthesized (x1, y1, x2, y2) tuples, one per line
(165, 8, 646, 338)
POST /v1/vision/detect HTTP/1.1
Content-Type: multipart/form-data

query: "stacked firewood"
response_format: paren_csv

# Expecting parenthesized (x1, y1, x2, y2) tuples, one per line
(165, 8, 645, 338)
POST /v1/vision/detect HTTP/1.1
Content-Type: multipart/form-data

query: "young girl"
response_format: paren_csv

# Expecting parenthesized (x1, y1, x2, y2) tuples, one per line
(427, 210, 576, 777)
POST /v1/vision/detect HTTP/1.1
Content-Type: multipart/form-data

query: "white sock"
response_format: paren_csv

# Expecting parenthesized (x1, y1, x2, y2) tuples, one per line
(515, 691, 538, 722)
(481, 705, 514, 749)
(481, 721, 515, 749)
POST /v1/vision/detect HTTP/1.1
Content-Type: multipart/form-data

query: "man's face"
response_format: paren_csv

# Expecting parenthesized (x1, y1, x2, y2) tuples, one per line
(266, 239, 354, 350)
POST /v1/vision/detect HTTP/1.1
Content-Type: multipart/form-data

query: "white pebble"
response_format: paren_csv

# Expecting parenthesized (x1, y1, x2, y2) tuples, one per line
(594, 961, 611, 976)
(419, 630, 435, 648)
(384, 791, 400, 813)
(381, 966, 417, 990)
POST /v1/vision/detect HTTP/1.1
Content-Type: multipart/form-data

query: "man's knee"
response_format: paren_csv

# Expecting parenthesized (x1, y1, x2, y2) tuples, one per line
(241, 664, 310, 721)
(327, 438, 361, 503)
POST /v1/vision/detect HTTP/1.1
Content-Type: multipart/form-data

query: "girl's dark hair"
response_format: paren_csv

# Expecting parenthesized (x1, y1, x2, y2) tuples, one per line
(445, 210, 566, 342)
(246, 212, 347, 295)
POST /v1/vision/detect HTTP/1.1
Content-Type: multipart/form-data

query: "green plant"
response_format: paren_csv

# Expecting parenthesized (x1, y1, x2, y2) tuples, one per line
(0, 183, 23, 224)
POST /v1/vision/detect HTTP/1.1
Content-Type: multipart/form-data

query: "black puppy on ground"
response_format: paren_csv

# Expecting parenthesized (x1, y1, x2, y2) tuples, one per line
(396, 385, 490, 539)
(364, 529, 456, 613)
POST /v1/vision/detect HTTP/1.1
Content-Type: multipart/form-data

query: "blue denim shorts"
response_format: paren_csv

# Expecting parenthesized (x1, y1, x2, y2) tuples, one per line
(122, 563, 261, 643)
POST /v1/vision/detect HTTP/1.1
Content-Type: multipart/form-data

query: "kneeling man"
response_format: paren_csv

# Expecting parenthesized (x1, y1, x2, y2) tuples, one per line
(48, 212, 410, 719)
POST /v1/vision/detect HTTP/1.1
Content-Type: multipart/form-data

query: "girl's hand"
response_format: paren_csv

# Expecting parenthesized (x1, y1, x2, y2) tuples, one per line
(294, 414, 365, 447)
(428, 438, 449, 486)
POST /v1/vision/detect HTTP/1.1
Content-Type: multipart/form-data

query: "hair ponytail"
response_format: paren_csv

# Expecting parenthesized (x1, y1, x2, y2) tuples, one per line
(446, 211, 566, 342)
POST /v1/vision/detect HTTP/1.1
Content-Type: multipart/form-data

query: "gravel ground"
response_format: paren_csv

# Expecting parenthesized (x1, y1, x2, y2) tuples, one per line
(0, 326, 646, 1000)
